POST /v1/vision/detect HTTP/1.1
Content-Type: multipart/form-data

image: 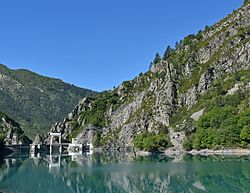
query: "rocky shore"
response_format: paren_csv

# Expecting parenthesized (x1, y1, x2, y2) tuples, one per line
(189, 149, 250, 155)
(135, 149, 250, 157)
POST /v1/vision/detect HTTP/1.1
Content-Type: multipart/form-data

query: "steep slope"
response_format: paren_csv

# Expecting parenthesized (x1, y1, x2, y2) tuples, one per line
(0, 64, 96, 138)
(39, 1, 250, 151)
(0, 112, 31, 149)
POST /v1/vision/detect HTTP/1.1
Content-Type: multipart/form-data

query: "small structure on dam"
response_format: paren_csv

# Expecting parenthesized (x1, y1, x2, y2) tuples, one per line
(30, 132, 92, 156)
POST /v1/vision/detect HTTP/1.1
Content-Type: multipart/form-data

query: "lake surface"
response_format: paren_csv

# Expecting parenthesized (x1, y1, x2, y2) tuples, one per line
(0, 152, 250, 193)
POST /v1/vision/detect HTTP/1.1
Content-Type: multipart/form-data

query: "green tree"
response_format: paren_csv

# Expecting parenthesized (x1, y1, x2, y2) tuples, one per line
(163, 46, 173, 59)
(134, 132, 172, 152)
(175, 40, 183, 49)
(204, 25, 209, 31)
(153, 53, 161, 64)
(240, 126, 250, 142)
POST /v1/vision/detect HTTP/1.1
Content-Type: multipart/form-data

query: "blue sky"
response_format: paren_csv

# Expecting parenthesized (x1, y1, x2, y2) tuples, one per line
(0, 0, 243, 91)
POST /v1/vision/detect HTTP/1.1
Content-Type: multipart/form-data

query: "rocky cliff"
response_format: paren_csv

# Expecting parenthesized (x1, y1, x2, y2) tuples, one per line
(38, 1, 250, 151)
(0, 112, 31, 146)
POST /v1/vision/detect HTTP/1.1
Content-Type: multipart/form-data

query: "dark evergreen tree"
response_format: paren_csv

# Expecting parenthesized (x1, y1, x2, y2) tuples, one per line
(163, 46, 173, 59)
(153, 52, 161, 64)
(175, 40, 183, 49)
(205, 25, 209, 31)
(149, 62, 154, 69)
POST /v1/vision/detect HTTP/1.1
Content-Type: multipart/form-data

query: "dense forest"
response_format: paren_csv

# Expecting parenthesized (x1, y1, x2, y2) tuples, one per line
(0, 64, 96, 138)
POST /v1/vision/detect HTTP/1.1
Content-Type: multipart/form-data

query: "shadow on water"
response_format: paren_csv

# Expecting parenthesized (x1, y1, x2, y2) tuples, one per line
(0, 152, 250, 193)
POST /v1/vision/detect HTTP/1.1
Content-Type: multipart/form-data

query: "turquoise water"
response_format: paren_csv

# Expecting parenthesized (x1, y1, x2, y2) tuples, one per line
(0, 153, 250, 193)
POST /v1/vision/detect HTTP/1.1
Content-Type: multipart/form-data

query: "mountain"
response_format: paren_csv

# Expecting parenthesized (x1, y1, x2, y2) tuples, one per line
(0, 111, 31, 151)
(38, 1, 250, 151)
(0, 64, 96, 138)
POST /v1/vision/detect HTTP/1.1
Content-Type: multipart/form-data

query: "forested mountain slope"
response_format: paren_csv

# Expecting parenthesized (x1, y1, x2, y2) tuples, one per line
(0, 64, 96, 138)
(39, 1, 250, 151)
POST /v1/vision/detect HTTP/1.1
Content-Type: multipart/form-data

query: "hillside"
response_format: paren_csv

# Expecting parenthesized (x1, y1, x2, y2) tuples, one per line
(0, 111, 31, 151)
(38, 1, 250, 151)
(0, 64, 96, 138)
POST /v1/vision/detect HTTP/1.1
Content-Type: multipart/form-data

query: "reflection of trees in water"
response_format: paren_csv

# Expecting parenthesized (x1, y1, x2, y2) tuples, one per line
(0, 157, 28, 193)
(0, 154, 250, 193)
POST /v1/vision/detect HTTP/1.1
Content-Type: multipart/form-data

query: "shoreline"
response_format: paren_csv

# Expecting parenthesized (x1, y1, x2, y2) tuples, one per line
(2, 146, 250, 157)
(188, 149, 250, 155)
(135, 148, 250, 156)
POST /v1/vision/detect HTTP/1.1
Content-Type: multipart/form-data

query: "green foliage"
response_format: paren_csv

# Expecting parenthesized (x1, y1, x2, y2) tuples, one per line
(122, 81, 133, 90)
(68, 91, 121, 140)
(70, 71, 157, 142)
(92, 132, 101, 147)
(178, 65, 204, 93)
(141, 8, 250, 151)
(239, 109, 250, 142)
(171, 69, 250, 150)
(172, 70, 250, 126)
(172, 23, 250, 95)
(134, 132, 172, 152)
(183, 137, 193, 151)
(175, 40, 183, 49)
(67, 119, 82, 140)
(192, 95, 250, 150)
(153, 53, 161, 64)
(0, 64, 96, 138)
(163, 46, 174, 59)
(198, 106, 233, 129)
(170, 107, 188, 127)
(82, 92, 119, 128)
(133, 94, 155, 119)
(99, 128, 120, 146)
(240, 126, 250, 142)
(183, 34, 196, 46)
(204, 25, 209, 31)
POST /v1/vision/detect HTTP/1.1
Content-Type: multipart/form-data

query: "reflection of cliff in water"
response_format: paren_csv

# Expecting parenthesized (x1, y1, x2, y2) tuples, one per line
(0, 153, 250, 193)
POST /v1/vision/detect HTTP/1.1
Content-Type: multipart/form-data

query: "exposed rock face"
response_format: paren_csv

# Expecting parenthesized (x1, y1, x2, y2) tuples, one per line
(178, 86, 198, 109)
(198, 67, 214, 93)
(226, 82, 250, 95)
(38, 2, 250, 151)
(191, 109, 205, 121)
(108, 92, 145, 131)
(0, 113, 31, 145)
(167, 128, 185, 152)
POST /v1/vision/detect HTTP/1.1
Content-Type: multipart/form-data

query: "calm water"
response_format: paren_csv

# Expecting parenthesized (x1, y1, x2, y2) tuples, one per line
(0, 152, 250, 193)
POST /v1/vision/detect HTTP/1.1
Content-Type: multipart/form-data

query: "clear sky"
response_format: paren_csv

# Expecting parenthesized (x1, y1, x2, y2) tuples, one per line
(0, 0, 243, 91)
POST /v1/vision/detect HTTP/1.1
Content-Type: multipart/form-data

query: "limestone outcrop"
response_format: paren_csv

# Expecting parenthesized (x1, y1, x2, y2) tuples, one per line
(38, 1, 250, 151)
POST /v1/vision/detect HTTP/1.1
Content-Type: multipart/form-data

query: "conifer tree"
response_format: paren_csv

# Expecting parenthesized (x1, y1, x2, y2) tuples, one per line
(153, 52, 161, 64)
